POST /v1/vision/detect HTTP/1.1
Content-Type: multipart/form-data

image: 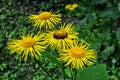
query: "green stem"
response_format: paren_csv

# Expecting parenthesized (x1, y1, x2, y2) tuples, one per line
(73, 69, 77, 80)
(55, 49, 66, 80)
(70, 68, 73, 80)
(62, 64, 65, 80)
(35, 59, 54, 80)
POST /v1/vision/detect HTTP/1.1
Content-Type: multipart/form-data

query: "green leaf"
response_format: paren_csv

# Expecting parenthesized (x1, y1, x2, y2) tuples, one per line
(118, 2, 120, 12)
(93, 0, 107, 5)
(2, 63, 7, 68)
(74, 24, 81, 31)
(100, 9, 118, 19)
(0, 15, 6, 20)
(101, 45, 115, 60)
(0, 63, 7, 71)
(116, 28, 120, 44)
(0, 65, 3, 71)
(98, 31, 111, 41)
(90, 39, 102, 51)
(41, 51, 60, 65)
(84, 22, 95, 31)
(65, 67, 72, 78)
(85, 32, 102, 51)
(76, 64, 109, 80)
(80, 17, 87, 26)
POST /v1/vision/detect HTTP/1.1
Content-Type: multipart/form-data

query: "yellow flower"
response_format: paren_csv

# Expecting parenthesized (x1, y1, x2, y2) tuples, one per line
(72, 4, 78, 9)
(65, 4, 72, 9)
(59, 42, 97, 69)
(28, 11, 62, 30)
(45, 23, 78, 50)
(65, 3, 78, 10)
(7, 33, 47, 62)
(69, 7, 75, 11)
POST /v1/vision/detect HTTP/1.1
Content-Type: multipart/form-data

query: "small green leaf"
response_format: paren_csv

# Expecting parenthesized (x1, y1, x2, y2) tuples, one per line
(101, 45, 115, 59)
(65, 67, 72, 78)
(118, 2, 120, 12)
(93, 0, 107, 5)
(0, 63, 7, 71)
(74, 24, 81, 31)
(2, 63, 7, 68)
(116, 28, 120, 44)
(9, 31, 15, 38)
(84, 22, 95, 31)
(90, 39, 102, 51)
(76, 64, 109, 80)
(0, 15, 6, 20)
(80, 17, 87, 26)
(0, 65, 4, 71)
(85, 32, 102, 51)
(100, 9, 117, 19)
(98, 31, 111, 41)
(41, 51, 60, 65)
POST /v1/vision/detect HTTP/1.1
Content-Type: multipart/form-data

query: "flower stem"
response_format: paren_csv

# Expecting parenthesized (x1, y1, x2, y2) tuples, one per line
(35, 59, 54, 80)
(53, 49, 66, 80)
(62, 64, 65, 80)
(70, 68, 73, 80)
(73, 69, 77, 80)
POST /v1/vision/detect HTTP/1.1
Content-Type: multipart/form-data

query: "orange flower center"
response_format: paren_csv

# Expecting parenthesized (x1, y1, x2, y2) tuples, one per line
(53, 30, 68, 39)
(39, 11, 52, 20)
(69, 47, 85, 58)
(20, 38, 35, 48)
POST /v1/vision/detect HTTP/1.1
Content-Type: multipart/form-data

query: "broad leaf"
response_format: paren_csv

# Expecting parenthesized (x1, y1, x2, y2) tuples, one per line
(76, 64, 109, 80)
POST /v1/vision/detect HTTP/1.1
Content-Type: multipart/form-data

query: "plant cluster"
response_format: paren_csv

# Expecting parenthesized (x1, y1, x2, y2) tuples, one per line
(1, 0, 120, 80)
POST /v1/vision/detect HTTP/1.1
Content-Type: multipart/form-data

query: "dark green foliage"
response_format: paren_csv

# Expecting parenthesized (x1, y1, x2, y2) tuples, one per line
(0, 0, 120, 80)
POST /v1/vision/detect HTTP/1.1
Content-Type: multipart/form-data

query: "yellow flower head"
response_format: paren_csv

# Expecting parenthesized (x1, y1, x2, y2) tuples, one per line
(7, 33, 47, 62)
(65, 3, 78, 10)
(59, 42, 97, 69)
(45, 23, 78, 50)
(28, 11, 62, 30)
(65, 4, 72, 9)
(72, 4, 78, 9)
